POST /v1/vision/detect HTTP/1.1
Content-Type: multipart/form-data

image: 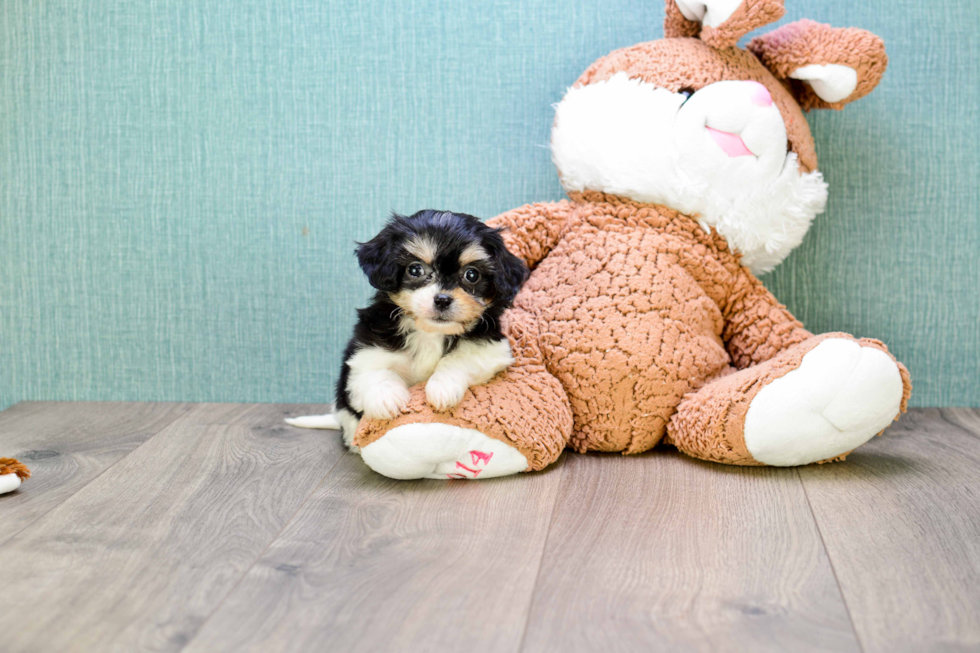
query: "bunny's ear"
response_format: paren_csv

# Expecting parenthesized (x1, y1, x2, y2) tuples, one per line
(749, 19, 887, 110)
(664, 0, 785, 49)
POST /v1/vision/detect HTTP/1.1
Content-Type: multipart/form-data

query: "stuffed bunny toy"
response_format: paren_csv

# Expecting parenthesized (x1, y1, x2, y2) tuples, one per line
(351, 0, 910, 479)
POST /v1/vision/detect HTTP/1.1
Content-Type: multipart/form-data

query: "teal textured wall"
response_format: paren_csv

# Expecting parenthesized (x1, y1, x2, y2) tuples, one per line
(1, 0, 978, 410)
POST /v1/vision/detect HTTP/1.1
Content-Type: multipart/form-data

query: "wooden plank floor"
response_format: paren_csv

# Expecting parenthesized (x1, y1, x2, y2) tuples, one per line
(0, 403, 977, 653)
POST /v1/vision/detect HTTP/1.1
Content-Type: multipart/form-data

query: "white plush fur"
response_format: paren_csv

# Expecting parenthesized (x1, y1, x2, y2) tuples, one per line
(551, 73, 829, 273)
(743, 339, 904, 466)
(360, 422, 527, 480)
(0, 473, 22, 495)
(791, 64, 859, 103)
(674, 0, 744, 28)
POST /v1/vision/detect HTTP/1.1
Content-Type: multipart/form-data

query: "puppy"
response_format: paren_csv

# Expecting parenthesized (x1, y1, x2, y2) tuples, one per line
(286, 210, 529, 450)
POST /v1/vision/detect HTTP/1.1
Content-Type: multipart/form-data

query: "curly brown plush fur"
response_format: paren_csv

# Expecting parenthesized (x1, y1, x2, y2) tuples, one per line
(0, 458, 31, 481)
(665, 0, 787, 50)
(749, 19, 888, 110)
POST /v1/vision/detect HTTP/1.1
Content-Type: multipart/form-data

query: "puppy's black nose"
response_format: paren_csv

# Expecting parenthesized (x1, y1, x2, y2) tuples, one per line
(433, 294, 454, 310)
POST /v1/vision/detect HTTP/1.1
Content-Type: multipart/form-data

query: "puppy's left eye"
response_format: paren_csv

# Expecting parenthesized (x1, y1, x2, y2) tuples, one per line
(463, 268, 480, 284)
(407, 263, 425, 277)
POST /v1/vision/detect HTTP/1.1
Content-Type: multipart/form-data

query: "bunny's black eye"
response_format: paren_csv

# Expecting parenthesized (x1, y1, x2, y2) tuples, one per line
(407, 263, 425, 277)
(463, 268, 480, 284)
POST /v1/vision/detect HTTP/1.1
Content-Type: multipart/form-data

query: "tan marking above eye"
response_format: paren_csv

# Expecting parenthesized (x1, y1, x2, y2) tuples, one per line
(404, 236, 437, 264)
(458, 243, 489, 266)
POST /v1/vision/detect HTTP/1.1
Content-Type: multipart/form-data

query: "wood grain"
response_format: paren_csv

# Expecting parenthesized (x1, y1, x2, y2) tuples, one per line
(0, 402, 342, 653)
(182, 452, 567, 653)
(2, 403, 977, 653)
(0, 401, 191, 545)
(800, 408, 980, 653)
(521, 449, 860, 653)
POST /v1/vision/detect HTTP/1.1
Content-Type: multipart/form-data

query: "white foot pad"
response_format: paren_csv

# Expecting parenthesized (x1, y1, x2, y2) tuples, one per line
(744, 338, 904, 466)
(360, 423, 528, 480)
(0, 473, 23, 495)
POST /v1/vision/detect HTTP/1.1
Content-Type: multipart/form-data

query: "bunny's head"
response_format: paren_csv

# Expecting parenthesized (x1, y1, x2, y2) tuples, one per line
(551, 0, 887, 272)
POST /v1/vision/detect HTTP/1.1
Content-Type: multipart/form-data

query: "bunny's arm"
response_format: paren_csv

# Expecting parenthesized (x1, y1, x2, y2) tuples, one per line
(486, 200, 573, 270)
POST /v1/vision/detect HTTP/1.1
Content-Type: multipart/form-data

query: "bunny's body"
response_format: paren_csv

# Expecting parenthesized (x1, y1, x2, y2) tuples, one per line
(351, 1, 911, 480)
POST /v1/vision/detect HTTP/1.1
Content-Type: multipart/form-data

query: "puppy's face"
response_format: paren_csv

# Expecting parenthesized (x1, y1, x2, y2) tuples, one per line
(357, 211, 528, 336)
(390, 237, 493, 335)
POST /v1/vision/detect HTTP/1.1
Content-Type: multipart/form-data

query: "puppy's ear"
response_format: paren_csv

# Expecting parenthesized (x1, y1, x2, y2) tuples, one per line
(491, 243, 529, 308)
(356, 229, 402, 292)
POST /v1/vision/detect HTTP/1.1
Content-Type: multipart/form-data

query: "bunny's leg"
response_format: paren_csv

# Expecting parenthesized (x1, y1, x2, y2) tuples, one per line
(354, 308, 573, 480)
(666, 333, 910, 466)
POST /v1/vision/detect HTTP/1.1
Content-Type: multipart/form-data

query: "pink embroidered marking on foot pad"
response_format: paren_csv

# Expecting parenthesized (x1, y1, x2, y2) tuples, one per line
(446, 450, 495, 479)
(470, 450, 494, 465)
(455, 462, 481, 477)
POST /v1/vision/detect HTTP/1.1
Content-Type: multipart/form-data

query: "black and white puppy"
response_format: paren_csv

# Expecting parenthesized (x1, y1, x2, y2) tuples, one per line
(286, 210, 528, 450)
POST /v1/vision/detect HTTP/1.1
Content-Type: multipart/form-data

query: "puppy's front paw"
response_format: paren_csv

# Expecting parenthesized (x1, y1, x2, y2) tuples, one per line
(361, 382, 411, 420)
(426, 373, 467, 412)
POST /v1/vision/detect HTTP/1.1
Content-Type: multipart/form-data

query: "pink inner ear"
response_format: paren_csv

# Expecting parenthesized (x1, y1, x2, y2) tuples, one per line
(746, 81, 773, 107)
(706, 127, 754, 157)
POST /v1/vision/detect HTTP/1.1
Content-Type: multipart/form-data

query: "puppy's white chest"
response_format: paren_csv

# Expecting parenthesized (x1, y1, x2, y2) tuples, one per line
(401, 329, 446, 385)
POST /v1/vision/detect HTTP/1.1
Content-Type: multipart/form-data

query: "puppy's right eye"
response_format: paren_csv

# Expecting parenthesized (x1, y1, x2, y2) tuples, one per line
(407, 263, 425, 278)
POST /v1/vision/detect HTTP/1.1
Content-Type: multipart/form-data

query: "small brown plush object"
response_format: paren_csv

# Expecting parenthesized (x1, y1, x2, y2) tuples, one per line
(352, 0, 910, 480)
(0, 457, 30, 494)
